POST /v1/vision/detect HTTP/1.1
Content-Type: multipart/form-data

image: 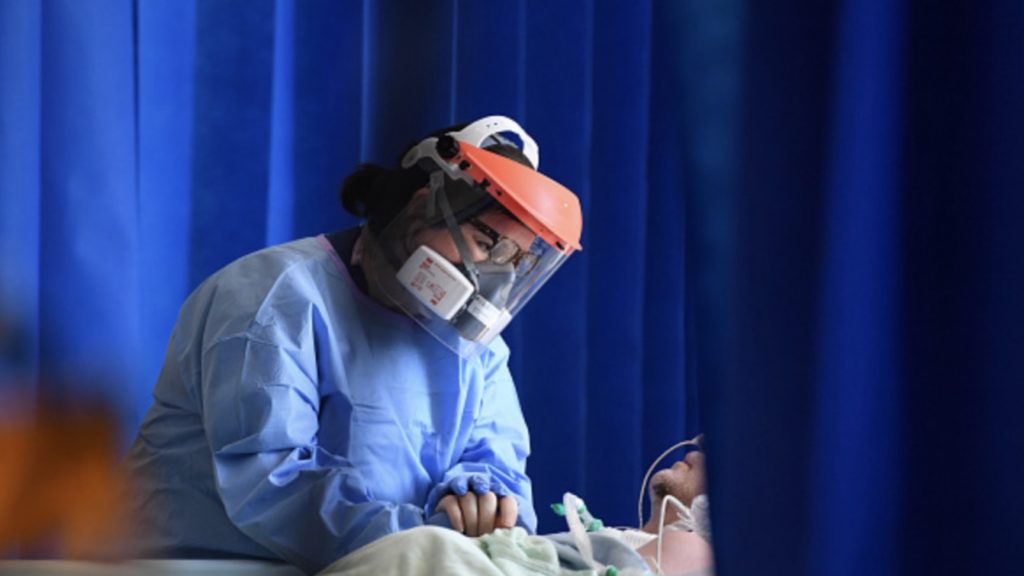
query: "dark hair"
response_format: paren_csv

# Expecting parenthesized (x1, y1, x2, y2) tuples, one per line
(339, 123, 533, 232)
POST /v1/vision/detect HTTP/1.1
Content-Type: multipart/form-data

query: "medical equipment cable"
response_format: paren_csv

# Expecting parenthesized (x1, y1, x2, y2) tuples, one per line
(636, 434, 704, 529)
(559, 493, 653, 576)
(563, 493, 600, 570)
(653, 494, 690, 575)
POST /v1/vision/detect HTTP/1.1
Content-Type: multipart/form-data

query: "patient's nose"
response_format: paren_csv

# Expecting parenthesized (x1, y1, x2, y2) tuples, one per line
(684, 450, 704, 467)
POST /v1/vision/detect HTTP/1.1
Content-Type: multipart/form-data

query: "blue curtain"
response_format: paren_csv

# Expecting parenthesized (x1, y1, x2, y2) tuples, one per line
(4, 0, 1022, 573)
(664, 0, 1024, 575)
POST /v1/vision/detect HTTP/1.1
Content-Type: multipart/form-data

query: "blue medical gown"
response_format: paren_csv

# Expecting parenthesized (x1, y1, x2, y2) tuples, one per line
(125, 233, 536, 573)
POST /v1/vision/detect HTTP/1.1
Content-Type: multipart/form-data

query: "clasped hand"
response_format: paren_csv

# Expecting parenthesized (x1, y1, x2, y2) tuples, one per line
(435, 491, 518, 537)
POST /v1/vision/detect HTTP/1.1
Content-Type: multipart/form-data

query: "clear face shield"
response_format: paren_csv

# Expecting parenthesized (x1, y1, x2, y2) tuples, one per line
(362, 124, 582, 358)
(364, 170, 572, 358)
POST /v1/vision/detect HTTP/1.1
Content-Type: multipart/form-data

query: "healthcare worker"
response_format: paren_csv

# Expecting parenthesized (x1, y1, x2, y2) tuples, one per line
(124, 116, 583, 574)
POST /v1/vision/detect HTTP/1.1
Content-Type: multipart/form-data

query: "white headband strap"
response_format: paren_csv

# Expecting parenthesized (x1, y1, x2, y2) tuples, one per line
(400, 115, 539, 171)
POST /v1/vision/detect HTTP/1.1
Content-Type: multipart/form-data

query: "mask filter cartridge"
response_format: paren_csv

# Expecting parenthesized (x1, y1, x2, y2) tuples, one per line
(396, 245, 475, 321)
(452, 260, 515, 341)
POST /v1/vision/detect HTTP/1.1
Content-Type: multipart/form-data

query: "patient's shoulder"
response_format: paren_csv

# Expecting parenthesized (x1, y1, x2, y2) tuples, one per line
(634, 530, 714, 575)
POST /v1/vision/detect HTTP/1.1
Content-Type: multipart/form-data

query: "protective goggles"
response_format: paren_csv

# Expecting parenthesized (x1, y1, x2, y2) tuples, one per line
(467, 217, 540, 275)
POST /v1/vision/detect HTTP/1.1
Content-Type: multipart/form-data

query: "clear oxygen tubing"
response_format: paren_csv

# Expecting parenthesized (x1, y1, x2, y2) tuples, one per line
(563, 492, 598, 570)
(651, 494, 690, 575)
(562, 492, 650, 576)
(636, 434, 705, 530)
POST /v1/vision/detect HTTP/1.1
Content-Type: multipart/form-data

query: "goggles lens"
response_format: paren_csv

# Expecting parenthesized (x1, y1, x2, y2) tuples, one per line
(469, 218, 540, 274)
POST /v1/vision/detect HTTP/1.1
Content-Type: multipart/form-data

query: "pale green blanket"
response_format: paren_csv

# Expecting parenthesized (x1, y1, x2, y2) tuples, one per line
(318, 526, 641, 576)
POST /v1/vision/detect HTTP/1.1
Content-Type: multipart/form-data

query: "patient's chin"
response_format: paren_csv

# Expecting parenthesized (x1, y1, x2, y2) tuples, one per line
(650, 469, 675, 499)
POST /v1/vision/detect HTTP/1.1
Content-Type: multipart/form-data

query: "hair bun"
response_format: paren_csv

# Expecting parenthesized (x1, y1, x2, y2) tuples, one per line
(339, 164, 391, 219)
(338, 164, 428, 231)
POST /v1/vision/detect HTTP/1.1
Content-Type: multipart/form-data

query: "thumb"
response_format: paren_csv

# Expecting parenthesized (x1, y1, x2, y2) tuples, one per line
(496, 495, 518, 529)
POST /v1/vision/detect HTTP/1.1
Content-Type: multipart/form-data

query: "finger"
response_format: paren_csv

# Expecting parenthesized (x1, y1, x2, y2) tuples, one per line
(496, 495, 518, 529)
(436, 494, 464, 534)
(459, 492, 479, 537)
(448, 476, 470, 497)
(468, 474, 491, 495)
(477, 491, 498, 534)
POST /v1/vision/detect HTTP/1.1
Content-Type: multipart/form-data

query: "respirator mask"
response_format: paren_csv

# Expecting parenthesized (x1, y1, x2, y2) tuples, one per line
(363, 116, 583, 358)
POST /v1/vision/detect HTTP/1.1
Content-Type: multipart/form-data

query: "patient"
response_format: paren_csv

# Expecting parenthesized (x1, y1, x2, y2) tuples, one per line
(630, 448, 713, 574)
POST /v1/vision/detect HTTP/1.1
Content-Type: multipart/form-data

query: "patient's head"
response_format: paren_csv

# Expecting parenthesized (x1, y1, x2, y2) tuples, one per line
(650, 449, 706, 509)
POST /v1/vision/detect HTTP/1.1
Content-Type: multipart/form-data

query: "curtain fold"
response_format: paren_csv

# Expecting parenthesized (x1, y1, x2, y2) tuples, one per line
(897, 1, 1024, 573)
(583, 0, 654, 527)
(267, 0, 295, 246)
(668, 0, 1024, 574)
(189, 0, 275, 285)
(809, 0, 905, 574)
(515, 0, 595, 530)
(38, 0, 142, 420)
(291, 1, 362, 240)
(137, 0, 196, 426)
(0, 0, 42, 391)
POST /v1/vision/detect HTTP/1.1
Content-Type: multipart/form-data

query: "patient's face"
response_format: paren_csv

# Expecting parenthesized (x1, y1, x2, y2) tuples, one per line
(650, 450, 706, 508)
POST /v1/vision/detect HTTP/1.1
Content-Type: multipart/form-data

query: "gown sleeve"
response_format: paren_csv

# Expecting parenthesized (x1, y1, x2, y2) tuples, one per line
(423, 351, 538, 533)
(201, 334, 424, 574)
